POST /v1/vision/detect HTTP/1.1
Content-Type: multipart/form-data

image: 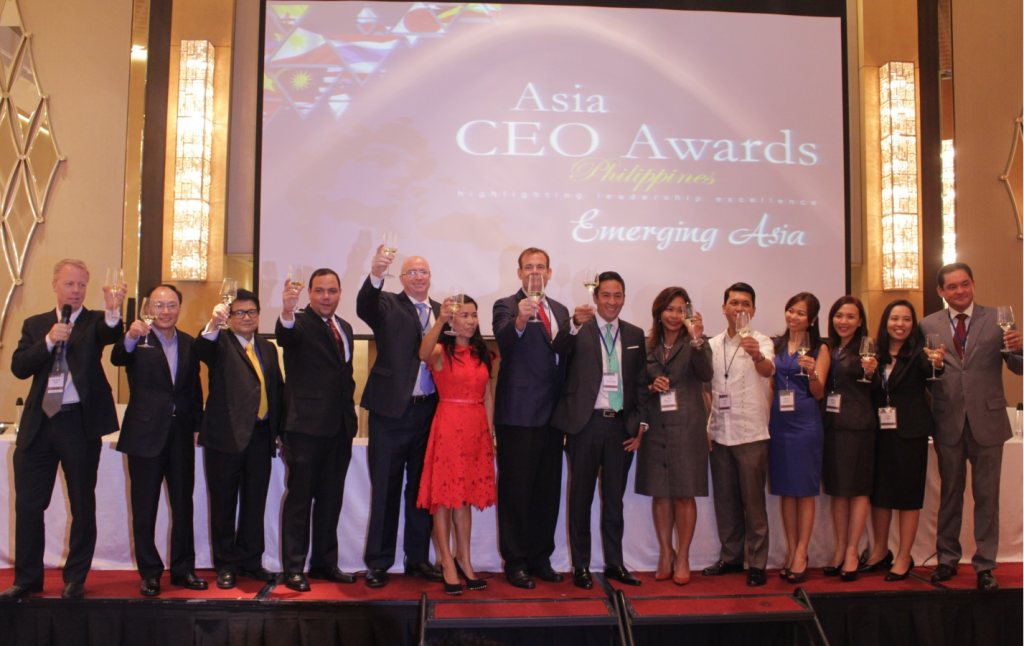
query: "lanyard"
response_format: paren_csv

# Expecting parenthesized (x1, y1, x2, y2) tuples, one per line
(830, 346, 842, 393)
(948, 310, 970, 351)
(880, 362, 892, 407)
(599, 324, 620, 358)
(723, 338, 744, 380)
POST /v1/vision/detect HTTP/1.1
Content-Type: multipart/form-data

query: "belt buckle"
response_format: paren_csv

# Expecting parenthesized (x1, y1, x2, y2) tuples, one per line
(602, 409, 617, 418)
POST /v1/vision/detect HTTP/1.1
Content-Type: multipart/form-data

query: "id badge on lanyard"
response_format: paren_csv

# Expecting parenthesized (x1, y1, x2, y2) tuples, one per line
(660, 389, 678, 412)
(879, 407, 897, 429)
(826, 393, 841, 413)
(779, 390, 795, 412)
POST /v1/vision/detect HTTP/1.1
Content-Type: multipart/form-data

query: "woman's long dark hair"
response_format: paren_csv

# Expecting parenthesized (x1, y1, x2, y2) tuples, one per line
(440, 296, 492, 374)
(875, 299, 922, 366)
(826, 295, 868, 352)
(647, 286, 692, 350)
(773, 292, 822, 355)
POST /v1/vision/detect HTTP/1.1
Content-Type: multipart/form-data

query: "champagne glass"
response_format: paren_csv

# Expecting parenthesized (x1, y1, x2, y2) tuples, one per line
(526, 274, 544, 323)
(582, 266, 598, 311)
(997, 305, 1014, 353)
(381, 232, 398, 278)
(794, 330, 810, 376)
(104, 267, 124, 292)
(286, 264, 304, 313)
(138, 297, 155, 348)
(857, 336, 876, 383)
(735, 311, 751, 339)
(925, 333, 943, 381)
(445, 286, 464, 336)
(219, 278, 237, 330)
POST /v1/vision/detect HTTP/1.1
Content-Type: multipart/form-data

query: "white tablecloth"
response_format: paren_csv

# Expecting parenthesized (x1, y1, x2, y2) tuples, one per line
(0, 431, 1020, 573)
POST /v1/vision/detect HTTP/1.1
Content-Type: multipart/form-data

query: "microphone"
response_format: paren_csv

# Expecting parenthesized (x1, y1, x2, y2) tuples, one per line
(56, 304, 72, 355)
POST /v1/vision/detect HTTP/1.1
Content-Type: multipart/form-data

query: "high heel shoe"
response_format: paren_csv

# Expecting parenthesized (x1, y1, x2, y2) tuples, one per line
(672, 573, 691, 586)
(455, 560, 487, 591)
(779, 568, 791, 580)
(858, 550, 894, 573)
(786, 558, 809, 584)
(655, 552, 676, 581)
(840, 569, 858, 582)
(885, 558, 914, 582)
(822, 565, 841, 577)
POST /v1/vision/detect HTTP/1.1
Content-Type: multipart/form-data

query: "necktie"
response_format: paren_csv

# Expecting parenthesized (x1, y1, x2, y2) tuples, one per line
(42, 349, 69, 418)
(605, 323, 622, 411)
(415, 303, 435, 395)
(246, 341, 269, 419)
(328, 318, 347, 361)
(954, 313, 968, 362)
(537, 300, 552, 337)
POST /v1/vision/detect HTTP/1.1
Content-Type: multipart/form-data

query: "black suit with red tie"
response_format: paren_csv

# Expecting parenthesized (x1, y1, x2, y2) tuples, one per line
(275, 306, 359, 575)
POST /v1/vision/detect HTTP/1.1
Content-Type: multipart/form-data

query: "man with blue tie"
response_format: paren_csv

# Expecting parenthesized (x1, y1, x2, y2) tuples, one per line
(357, 248, 444, 588)
(492, 248, 570, 589)
(276, 268, 359, 591)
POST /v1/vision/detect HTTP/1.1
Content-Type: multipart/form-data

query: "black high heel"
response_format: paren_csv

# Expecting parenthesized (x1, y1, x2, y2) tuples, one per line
(840, 569, 858, 582)
(858, 550, 894, 573)
(885, 558, 915, 582)
(455, 560, 487, 591)
(786, 558, 809, 584)
(442, 563, 462, 595)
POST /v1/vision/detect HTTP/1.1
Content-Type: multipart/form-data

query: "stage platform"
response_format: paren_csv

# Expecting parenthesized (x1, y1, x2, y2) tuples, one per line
(0, 563, 1020, 646)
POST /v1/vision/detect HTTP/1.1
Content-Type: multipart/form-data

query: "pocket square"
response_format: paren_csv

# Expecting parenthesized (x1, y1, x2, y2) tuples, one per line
(626, 345, 639, 349)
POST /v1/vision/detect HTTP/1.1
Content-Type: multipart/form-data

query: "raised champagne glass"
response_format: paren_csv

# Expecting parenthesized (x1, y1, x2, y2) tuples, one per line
(382, 232, 398, 279)
(526, 273, 544, 324)
(794, 330, 810, 376)
(997, 305, 1014, 353)
(925, 333, 943, 380)
(219, 278, 237, 330)
(445, 286, 464, 336)
(735, 311, 751, 339)
(857, 336, 876, 383)
(138, 297, 155, 348)
(582, 266, 598, 312)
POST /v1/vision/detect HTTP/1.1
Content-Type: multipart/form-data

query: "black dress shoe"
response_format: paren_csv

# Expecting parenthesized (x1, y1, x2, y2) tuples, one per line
(284, 573, 310, 592)
(239, 566, 277, 582)
(858, 550, 894, 573)
(170, 572, 208, 590)
(573, 568, 593, 590)
(604, 565, 642, 586)
(216, 570, 236, 589)
(930, 564, 957, 583)
(61, 582, 85, 600)
(977, 570, 998, 591)
(885, 558, 915, 582)
(822, 565, 842, 577)
(365, 568, 390, 588)
(530, 565, 564, 583)
(140, 578, 161, 597)
(405, 561, 444, 582)
(308, 566, 357, 584)
(746, 568, 767, 587)
(702, 560, 744, 576)
(0, 584, 43, 601)
(507, 570, 536, 589)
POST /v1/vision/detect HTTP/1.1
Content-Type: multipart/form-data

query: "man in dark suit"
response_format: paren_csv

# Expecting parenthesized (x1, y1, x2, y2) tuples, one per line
(275, 268, 359, 592)
(492, 248, 570, 589)
(919, 263, 1023, 591)
(357, 247, 444, 588)
(194, 288, 283, 590)
(111, 284, 207, 597)
(551, 271, 648, 590)
(2, 259, 125, 601)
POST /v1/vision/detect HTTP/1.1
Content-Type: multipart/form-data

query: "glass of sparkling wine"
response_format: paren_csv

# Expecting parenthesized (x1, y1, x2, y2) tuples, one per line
(997, 305, 1014, 353)
(445, 286, 464, 336)
(735, 311, 751, 340)
(925, 333, 943, 380)
(795, 330, 810, 376)
(286, 264, 304, 313)
(685, 302, 701, 346)
(219, 278, 237, 330)
(857, 336, 876, 383)
(382, 232, 398, 278)
(138, 297, 155, 348)
(526, 273, 544, 323)
(583, 266, 598, 311)
(104, 267, 124, 295)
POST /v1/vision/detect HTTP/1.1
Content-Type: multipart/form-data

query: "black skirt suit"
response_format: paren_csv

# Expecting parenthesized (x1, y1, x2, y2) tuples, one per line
(821, 341, 879, 497)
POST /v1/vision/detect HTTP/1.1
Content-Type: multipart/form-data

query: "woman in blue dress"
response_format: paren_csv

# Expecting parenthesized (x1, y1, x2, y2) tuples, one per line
(769, 293, 830, 583)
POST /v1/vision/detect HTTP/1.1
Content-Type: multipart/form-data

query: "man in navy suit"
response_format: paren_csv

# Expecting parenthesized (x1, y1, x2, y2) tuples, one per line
(492, 248, 570, 589)
(111, 284, 206, 597)
(2, 259, 125, 601)
(276, 268, 359, 592)
(551, 271, 649, 590)
(357, 248, 444, 588)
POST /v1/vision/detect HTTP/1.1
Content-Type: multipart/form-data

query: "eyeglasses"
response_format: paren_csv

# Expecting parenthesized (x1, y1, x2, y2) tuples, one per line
(229, 309, 260, 319)
(402, 270, 430, 277)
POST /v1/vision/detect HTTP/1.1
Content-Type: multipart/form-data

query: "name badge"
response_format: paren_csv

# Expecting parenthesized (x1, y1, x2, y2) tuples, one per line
(659, 389, 678, 412)
(826, 393, 842, 413)
(779, 390, 795, 412)
(716, 393, 732, 412)
(602, 372, 619, 391)
(47, 373, 65, 393)
(879, 407, 897, 429)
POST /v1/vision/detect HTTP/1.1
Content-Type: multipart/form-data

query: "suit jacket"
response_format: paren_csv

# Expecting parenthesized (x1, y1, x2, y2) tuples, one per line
(869, 342, 939, 440)
(550, 316, 649, 436)
(822, 341, 879, 433)
(193, 329, 283, 454)
(275, 306, 358, 439)
(645, 337, 713, 432)
(111, 328, 204, 457)
(11, 307, 123, 448)
(356, 276, 441, 419)
(919, 305, 1023, 446)
(492, 291, 570, 427)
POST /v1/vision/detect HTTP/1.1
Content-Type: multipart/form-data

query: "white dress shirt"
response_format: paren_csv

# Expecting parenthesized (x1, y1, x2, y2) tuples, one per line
(707, 329, 774, 446)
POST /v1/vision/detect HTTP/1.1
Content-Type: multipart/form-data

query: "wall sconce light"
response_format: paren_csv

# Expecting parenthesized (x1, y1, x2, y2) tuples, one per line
(170, 40, 214, 281)
(879, 61, 920, 290)
(940, 140, 957, 264)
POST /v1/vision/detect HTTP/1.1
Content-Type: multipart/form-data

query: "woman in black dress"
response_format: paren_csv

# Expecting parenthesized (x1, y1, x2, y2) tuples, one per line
(860, 300, 945, 581)
(822, 296, 878, 581)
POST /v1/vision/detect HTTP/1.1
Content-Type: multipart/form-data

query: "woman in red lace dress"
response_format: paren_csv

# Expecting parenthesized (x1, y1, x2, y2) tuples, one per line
(417, 295, 496, 594)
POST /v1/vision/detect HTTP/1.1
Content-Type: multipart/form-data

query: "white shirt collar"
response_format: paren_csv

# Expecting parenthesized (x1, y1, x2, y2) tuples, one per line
(948, 302, 975, 319)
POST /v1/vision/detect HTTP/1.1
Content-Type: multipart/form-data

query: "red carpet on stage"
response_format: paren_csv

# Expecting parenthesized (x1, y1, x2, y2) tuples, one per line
(630, 594, 806, 618)
(432, 599, 612, 619)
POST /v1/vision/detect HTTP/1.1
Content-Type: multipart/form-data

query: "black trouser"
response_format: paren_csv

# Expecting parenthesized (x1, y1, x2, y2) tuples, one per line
(496, 423, 564, 574)
(13, 404, 101, 587)
(127, 415, 196, 580)
(203, 420, 272, 573)
(280, 431, 353, 574)
(565, 413, 634, 570)
(364, 398, 436, 570)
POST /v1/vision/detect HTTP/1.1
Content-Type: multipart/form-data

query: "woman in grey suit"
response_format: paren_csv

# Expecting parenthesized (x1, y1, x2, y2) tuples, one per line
(636, 287, 713, 585)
